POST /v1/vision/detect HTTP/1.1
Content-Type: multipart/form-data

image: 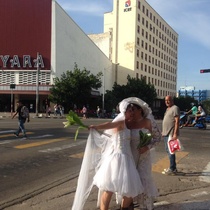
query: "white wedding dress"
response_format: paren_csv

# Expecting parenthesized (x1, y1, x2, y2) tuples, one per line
(93, 124, 144, 204)
(72, 126, 144, 210)
(131, 129, 159, 210)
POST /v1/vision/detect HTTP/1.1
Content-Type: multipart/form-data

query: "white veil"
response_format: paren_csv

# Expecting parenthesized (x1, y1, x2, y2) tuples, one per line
(120, 97, 161, 148)
(71, 100, 131, 210)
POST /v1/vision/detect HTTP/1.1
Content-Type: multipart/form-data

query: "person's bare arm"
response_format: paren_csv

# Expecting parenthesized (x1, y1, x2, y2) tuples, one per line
(89, 120, 122, 130)
(12, 111, 18, 119)
(172, 115, 179, 140)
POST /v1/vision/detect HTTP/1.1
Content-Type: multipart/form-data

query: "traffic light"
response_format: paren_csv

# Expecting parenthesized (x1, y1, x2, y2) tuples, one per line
(200, 69, 210, 73)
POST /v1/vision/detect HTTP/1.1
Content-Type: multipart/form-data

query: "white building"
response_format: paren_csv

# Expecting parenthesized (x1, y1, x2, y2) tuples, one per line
(90, 0, 178, 98)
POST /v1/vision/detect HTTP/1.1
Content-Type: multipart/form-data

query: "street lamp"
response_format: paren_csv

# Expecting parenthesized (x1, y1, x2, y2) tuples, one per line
(102, 63, 119, 116)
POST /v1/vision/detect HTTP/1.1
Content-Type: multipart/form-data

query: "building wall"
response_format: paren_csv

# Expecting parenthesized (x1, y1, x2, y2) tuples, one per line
(0, 0, 51, 71)
(178, 89, 209, 102)
(102, 0, 178, 98)
(0, 0, 113, 112)
(52, 1, 113, 91)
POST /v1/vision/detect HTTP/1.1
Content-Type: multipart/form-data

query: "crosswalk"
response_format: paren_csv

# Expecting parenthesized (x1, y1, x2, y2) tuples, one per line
(1, 129, 210, 183)
(0, 130, 85, 151)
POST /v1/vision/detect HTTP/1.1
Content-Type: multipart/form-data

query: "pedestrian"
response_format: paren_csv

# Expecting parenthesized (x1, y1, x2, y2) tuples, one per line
(82, 105, 87, 119)
(71, 101, 144, 210)
(162, 95, 180, 175)
(122, 97, 161, 210)
(54, 104, 58, 116)
(96, 106, 101, 118)
(182, 102, 197, 127)
(47, 106, 51, 117)
(12, 100, 30, 138)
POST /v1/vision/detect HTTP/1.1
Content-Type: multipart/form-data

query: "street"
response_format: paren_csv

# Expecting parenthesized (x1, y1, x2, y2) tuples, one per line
(0, 116, 210, 209)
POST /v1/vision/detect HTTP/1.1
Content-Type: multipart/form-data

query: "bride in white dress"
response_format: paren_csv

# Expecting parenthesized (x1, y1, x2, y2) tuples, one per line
(71, 101, 144, 210)
(122, 97, 162, 210)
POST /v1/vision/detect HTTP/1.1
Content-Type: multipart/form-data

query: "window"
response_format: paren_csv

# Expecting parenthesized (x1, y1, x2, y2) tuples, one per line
(137, 49, 139, 57)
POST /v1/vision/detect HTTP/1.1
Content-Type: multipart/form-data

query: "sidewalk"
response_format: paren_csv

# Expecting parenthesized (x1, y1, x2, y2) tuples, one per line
(2, 173, 210, 210)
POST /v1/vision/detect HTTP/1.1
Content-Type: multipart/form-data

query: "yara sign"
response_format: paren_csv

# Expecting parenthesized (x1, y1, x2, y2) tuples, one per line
(0, 54, 45, 68)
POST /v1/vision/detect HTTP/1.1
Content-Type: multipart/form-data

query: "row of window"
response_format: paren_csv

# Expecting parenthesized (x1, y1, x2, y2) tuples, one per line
(136, 50, 176, 74)
(137, 14, 178, 46)
(138, 0, 177, 42)
(136, 62, 176, 82)
(137, 25, 177, 53)
(136, 39, 177, 67)
(0, 71, 51, 85)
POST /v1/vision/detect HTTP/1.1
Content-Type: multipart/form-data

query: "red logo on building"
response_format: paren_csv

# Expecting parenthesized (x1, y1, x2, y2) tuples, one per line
(125, 0, 131, 7)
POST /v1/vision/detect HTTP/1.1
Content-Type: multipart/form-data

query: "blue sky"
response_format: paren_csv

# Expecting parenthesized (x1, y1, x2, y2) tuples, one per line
(57, 0, 210, 91)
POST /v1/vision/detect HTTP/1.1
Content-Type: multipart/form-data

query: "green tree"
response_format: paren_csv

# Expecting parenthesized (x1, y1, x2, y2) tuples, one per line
(49, 63, 102, 112)
(105, 75, 157, 112)
(202, 99, 210, 114)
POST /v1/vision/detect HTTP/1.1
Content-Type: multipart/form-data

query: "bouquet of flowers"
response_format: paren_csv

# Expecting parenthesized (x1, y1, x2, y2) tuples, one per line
(63, 110, 88, 140)
(137, 129, 153, 149)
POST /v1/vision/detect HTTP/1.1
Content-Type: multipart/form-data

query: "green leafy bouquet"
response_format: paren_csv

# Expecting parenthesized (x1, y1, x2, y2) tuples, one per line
(63, 110, 88, 140)
(137, 129, 153, 149)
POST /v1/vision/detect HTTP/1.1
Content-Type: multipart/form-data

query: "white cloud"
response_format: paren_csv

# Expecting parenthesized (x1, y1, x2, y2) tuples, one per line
(56, 0, 112, 17)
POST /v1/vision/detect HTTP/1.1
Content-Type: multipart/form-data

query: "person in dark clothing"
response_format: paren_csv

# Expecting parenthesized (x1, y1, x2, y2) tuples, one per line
(12, 100, 30, 138)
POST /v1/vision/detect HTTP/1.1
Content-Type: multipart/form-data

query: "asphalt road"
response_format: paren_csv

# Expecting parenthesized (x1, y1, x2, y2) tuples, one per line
(0, 116, 210, 209)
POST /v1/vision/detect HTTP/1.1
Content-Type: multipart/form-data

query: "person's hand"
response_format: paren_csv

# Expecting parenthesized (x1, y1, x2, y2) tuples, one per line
(88, 125, 95, 130)
(139, 146, 149, 154)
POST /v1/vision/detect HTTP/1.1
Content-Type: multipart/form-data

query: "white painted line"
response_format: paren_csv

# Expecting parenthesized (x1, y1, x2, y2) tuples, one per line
(28, 134, 54, 139)
(38, 141, 85, 153)
(0, 140, 14, 145)
(199, 162, 210, 183)
(191, 191, 209, 197)
(0, 130, 15, 134)
(154, 201, 170, 206)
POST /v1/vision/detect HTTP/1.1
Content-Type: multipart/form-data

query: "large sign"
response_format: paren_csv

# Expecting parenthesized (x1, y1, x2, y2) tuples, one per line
(0, 54, 44, 69)
(0, 0, 51, 70)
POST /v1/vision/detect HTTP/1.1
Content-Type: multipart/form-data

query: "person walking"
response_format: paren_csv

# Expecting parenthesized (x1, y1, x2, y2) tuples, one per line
(122, 97, 161, 210)
(12, 100, 30, 138)
(162, 95, 180, 175)
(71, 101, 144, 210)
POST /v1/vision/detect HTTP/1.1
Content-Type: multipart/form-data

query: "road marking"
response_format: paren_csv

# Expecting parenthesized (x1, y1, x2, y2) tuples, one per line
(39, 141, 85, 153)
(0, 132, 34, 138)
(0, 130, 16, 134)
(152, 151, 189, 173)
(29, 134, 53, 139)
(14, 138, 68, 149)
(70, 152, 84, 158)
(191, 191, 209, 197)
(199, 162, 210, 183)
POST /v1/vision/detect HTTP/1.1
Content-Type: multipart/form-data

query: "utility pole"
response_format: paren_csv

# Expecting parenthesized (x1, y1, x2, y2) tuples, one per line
(35, 52, 40, 117)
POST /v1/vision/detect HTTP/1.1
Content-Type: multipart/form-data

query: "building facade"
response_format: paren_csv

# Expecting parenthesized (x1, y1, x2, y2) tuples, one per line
(0, 0, 178, 113)
(178, 86, 210, 102)
(0, 0, 112, 112)
(90, 0, 178, 99)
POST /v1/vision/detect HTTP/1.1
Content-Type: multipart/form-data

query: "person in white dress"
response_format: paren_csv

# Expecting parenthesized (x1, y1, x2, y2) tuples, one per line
(122, 97, 162, 210)
(71, 101, 144, 210)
